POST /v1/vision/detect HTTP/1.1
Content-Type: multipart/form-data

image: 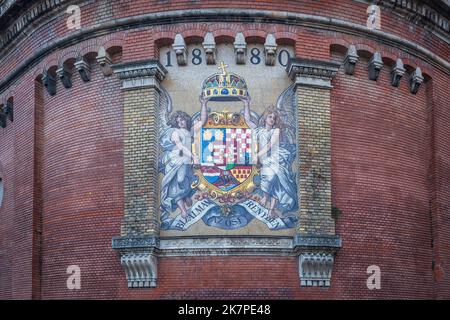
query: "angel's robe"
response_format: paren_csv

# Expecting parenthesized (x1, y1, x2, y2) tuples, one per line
(160, 127, 196, 213)
(254, 127, 298, 213)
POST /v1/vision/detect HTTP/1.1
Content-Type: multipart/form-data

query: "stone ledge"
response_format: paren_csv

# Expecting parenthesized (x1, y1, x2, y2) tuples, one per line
(112, 235, 159, 250)
(293, 234, 342, 250)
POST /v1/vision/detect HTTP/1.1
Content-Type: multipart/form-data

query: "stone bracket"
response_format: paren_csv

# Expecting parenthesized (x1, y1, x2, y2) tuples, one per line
(42, 70, 57, 96)
(234, 32, 247, 65)
(410, 67, 424, 94)
(97, 47, 113, 76)
(74, 58, 92, 82)
(0, 100, 12, 128)
(286, 58, 340, 89)
(298, 252, 334, 287)
(391, 58, 406, 87)
(294, 235, 341, 287)
(203, 32, 217, 65)
(120, 253, 158, 288)
(368, 52, 383, 81)
(111, 59, 167, 91)
(343, 45, 359, 75)
(264, 34, 277, 66)
(56, 65, 73, 89)
(172, 33, 187, 66)
(113, 236, 159, 288)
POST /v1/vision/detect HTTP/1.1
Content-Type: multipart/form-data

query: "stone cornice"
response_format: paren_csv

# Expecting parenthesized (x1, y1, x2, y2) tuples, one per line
(113, 235, 296, 256)
(111, 60, 167, 91)
(0, 0, 70, 49)
(1, 0, 448, 33)
(0, 0, 15, 17)
(287, 58, 340, 89)
(1, 8, 450, 94)
(112, 236, 160, 250)
(293, 235, 342, 249)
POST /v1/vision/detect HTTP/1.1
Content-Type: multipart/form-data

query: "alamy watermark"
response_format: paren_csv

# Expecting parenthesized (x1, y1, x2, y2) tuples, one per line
(366, 265, 381, 290)
(66, 265, 81, 290)
(367, 5, 381, 30)
(66, 5, 81, 30)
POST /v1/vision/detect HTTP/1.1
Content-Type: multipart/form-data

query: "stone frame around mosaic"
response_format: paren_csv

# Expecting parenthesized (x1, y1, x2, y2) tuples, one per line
(111, 57, 342, 289)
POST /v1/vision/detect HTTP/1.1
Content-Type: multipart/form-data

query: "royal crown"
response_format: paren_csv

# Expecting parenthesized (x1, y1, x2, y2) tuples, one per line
(201, 62, 248, 101)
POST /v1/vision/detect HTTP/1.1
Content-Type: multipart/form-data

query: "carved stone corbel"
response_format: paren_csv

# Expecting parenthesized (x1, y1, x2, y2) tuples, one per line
(299, 252, 334, 287)
(409, 67, 424, 94)
(293, 235, 341, 287)
(121, 253, 157, 288)
(264, 34, 277, 66)
(0, 104, 6, 128)
(74, 58, 92, 82)
(56, 65, 73, 89)
(112, 236, 160, 288)
(343, 45, 359, 75)
(5, 99, 13, 122)
(391, 58, 406, 87)
(202, 32, 217, 65)
(368, 52, 383, 81)
(172, 34, 187, 66)
(42, 70, 57, 96)
(96, 47, 113, 76)
(234, 32, 247, 65)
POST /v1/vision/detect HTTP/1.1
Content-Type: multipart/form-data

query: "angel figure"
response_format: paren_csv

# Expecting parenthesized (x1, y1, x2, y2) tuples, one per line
(241, 89, 298, 219)
(159, 91, 208, 218)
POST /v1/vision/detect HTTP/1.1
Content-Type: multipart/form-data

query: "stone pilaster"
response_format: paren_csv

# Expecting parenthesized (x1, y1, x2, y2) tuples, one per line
(286, 58, 342, 287)
(111, 59, 167, 288)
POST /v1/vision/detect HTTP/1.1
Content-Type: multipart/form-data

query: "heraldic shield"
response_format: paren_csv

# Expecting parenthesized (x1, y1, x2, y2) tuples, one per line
(196, 111, 258, 195)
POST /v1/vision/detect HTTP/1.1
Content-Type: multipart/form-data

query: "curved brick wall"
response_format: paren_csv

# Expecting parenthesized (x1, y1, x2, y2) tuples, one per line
(0, 0, 449, 299)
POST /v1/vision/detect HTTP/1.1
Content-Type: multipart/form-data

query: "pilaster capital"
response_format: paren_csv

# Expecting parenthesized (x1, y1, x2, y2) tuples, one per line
(112, 59, 167, 91)
(286, 58, 340, 89)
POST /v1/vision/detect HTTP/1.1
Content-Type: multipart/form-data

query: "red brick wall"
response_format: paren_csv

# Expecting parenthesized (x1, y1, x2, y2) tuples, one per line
(429, 69, 450, 299)
(331, 52, 435, 299)
(0, 72, 38, 299)
(0, 0, 449, 299)
(36, 61, 124, 299)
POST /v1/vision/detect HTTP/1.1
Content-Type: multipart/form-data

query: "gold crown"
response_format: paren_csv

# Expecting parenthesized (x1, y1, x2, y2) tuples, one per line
(201, 62, 248, 101)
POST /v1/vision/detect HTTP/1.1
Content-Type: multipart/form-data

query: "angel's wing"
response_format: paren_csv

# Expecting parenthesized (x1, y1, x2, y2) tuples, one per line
(158, 85, 173, 139)
(276, 83, 296, 144)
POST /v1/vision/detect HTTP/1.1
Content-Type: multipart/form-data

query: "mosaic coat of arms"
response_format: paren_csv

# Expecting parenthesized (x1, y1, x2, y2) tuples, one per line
(158, 62, 299, 232)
